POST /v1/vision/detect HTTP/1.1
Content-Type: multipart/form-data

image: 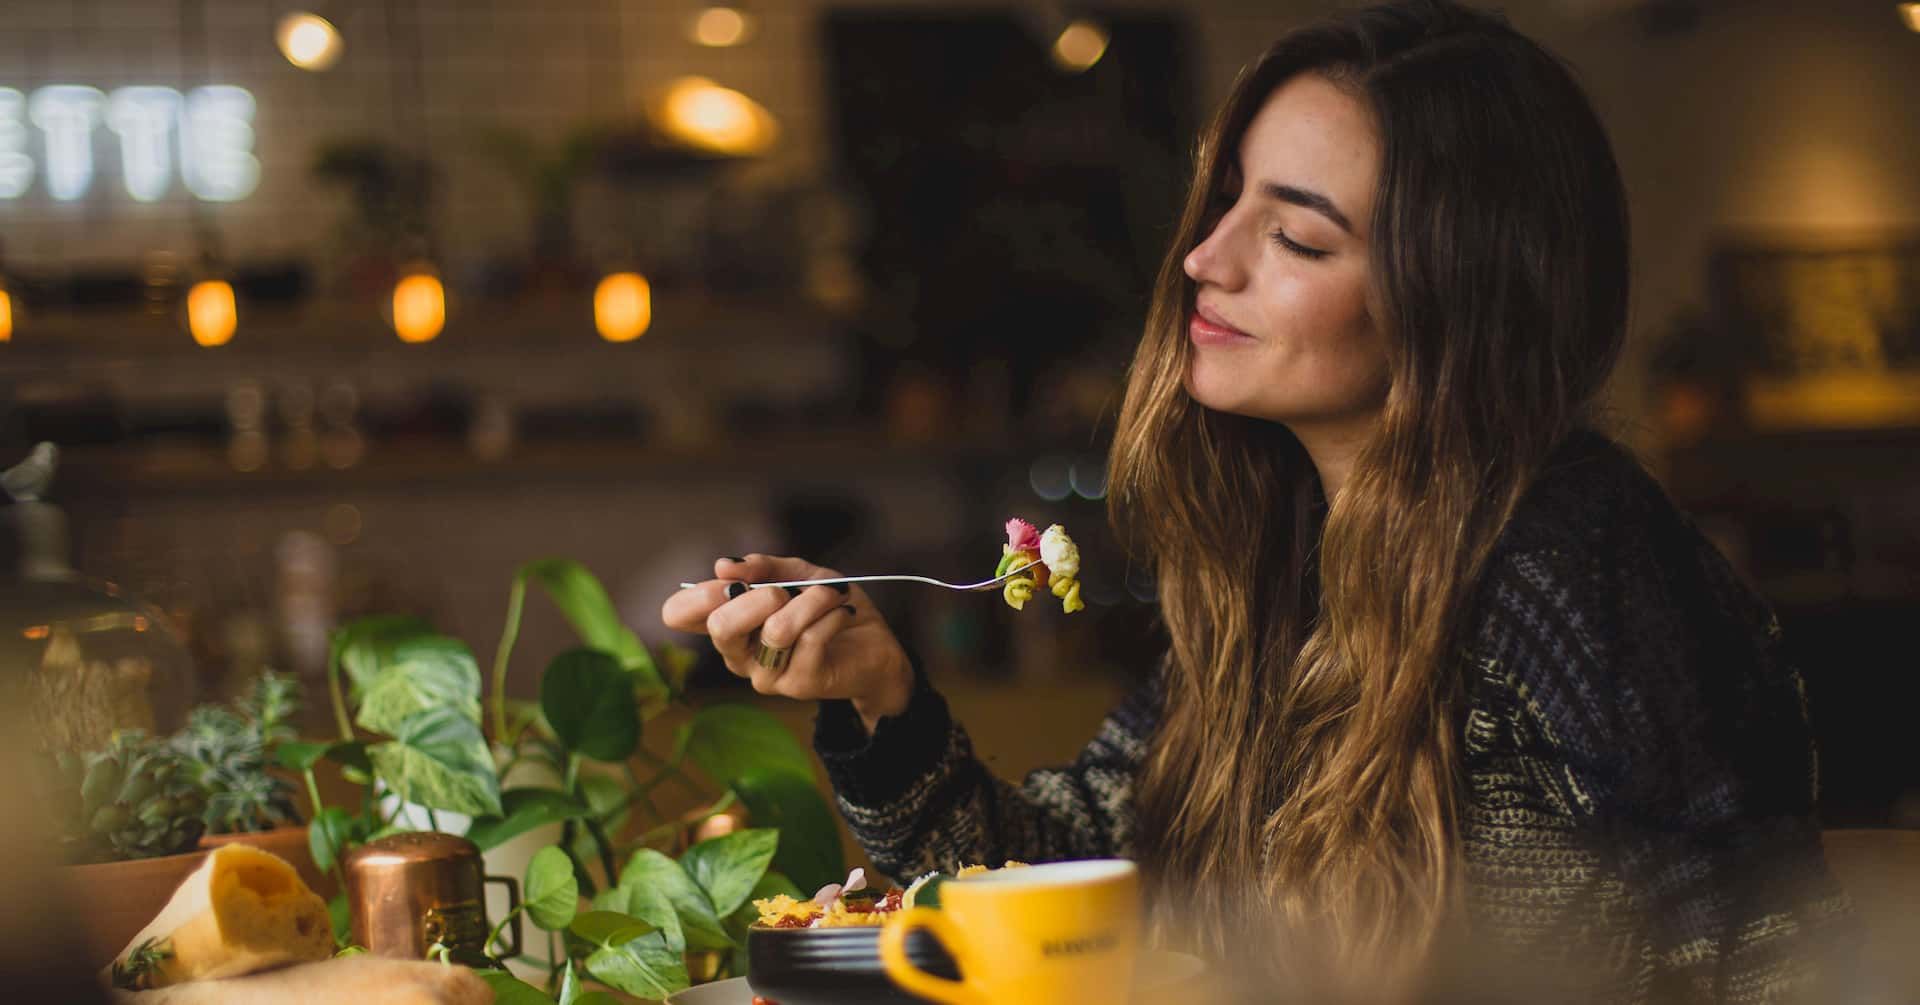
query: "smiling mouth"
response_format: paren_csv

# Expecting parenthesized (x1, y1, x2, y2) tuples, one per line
(1189, 305, 1253, 344)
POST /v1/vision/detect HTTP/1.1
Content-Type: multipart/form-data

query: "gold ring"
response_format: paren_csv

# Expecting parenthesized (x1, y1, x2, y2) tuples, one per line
(752, 633, 792, 672)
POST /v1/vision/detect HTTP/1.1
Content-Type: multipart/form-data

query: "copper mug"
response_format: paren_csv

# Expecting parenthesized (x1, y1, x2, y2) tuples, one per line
(343, 831, 522, 967)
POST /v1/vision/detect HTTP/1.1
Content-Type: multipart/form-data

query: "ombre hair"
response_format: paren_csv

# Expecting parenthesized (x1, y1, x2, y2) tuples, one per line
(1108, 0, 1628, 989)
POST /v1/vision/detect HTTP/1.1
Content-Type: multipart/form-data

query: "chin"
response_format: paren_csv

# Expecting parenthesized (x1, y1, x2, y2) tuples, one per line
(1184, 360, 1265, 418)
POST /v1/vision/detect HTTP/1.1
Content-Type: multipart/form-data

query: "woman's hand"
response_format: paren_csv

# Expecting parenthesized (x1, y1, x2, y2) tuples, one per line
(660, 555, 913, 732)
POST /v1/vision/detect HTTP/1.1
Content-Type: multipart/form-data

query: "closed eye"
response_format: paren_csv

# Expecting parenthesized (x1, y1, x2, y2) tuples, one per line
(1271, 229, 1330, 260)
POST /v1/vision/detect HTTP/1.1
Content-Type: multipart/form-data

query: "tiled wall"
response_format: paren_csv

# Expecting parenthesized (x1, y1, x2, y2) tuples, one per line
(0, 0, 1291, 271)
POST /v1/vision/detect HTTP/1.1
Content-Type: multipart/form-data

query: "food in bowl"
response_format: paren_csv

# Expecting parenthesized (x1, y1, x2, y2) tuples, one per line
(744, 863, 1028, 1005)
(752, 863, 1026, 930)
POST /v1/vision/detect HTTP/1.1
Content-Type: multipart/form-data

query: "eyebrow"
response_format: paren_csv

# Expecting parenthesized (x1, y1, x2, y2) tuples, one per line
(1258, 181, 1353, 234)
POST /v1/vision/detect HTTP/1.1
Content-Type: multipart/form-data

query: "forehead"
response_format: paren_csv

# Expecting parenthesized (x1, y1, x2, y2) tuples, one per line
(1237, 73, 1380, 221)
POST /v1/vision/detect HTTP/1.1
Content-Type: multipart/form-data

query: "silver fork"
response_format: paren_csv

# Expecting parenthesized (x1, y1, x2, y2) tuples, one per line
(679, 560, 1042, 593)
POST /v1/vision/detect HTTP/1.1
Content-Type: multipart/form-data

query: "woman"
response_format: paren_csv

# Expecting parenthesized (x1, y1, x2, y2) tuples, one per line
(662, 1, 1851, 999)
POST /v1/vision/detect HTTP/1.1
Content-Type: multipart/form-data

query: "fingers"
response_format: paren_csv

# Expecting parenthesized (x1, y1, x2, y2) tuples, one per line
(714, 553, 834, 586)
(664, 552, 838, 637)
(747, 583, 850, 694)
(757, 583, 851, 650)
(661, 579, 736, 634)
(758, 602, 859, 698)
(675, 553, 865, 694)
(705, 584, 787, 674)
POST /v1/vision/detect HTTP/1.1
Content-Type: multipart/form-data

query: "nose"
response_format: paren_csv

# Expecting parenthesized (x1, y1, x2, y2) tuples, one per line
(1183, 214, 1246, 292)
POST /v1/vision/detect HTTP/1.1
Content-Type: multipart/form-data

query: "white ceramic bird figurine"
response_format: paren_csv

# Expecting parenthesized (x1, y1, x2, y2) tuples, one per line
(1, 442, 57, 502)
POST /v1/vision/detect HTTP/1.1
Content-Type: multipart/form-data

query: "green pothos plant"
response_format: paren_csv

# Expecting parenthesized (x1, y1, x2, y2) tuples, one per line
(279, 559, 844, 1002)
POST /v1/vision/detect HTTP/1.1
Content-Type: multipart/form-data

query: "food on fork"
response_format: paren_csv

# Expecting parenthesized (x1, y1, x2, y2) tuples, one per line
(995, 518, 1084, 613)
(1039, 523, 1085, 613)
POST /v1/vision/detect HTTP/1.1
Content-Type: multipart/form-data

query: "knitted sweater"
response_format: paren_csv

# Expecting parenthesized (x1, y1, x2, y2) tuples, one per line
(812, 431, 1853, 1002)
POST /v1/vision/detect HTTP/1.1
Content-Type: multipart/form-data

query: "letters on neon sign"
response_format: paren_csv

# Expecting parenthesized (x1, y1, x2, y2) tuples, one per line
(0, 84, 259, 203)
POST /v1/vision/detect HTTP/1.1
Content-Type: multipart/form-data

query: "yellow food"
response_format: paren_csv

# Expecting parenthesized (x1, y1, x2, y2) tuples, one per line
(817, 899, 892, 928)
(1002, 576, 1035, 610)
(753, 862, 1030, 929)
(752, 894, 823, 928)
(956, 860, 1029, 878)
(107, 844, 332, 989)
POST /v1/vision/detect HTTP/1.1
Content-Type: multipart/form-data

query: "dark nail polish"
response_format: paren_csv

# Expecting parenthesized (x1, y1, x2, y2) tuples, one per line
(840, 604, 856, 617)
(783, 585, 804, 598)
(724, 582, 747, 600)
(724, 556, 744, 563)
(830, 582, 851, 595)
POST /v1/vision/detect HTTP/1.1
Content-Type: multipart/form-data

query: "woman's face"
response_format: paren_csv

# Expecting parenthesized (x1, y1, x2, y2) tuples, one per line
(1183, 73, 1388, 433)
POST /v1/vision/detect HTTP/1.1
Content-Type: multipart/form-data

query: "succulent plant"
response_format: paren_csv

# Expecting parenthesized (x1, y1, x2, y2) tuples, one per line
(171, 671, 302, 834)
(52, 730, 207, 862)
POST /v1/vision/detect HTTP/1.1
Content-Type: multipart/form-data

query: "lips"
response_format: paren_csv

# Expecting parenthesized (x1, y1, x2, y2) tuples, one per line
(1189, 303, 1254, 346)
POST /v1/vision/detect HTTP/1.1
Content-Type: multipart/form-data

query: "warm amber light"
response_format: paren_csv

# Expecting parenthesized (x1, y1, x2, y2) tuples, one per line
(594, 272, 652, 342)
(277, 13, 343, 70)
(1052, 20, 1109, 73)
(654, 77, 778, 156)
(1746, 372, 1920, 430)
(1901, 3, 1920, 31)
(392, 271, 446, 343)
(691, 6, 752, 47)
(187, 279, 237, 347)
(0, 287, 11, 342)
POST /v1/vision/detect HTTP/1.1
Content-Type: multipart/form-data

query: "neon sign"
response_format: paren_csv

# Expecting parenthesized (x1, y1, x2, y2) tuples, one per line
(0, 85, 259, 203)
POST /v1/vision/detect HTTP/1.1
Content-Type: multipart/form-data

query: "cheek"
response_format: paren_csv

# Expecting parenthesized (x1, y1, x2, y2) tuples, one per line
(1203, 270, 1386, 422)
(1278, 283, 1385, 409)
(1263, 268, 1370, 356)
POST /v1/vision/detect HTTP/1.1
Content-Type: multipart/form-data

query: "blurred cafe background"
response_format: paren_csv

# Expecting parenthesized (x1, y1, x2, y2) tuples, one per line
(0, 0, 1916, 871)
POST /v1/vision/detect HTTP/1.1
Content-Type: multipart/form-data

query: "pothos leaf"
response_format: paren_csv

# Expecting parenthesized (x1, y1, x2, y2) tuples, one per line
(367, 707, 502, 817)
(525, 846, 580, 931)
(679, 828, 778, 918)
(586, 931, 689, 1000)
(474, 970, 557, 1005)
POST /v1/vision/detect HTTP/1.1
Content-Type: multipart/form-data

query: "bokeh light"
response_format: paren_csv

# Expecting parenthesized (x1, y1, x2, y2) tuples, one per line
(276, 13, 343, 71)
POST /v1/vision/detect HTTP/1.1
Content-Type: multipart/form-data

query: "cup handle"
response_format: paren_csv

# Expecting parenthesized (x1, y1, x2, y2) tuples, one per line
(880, 908, 984, 1005)
(486, 875, 523, 958)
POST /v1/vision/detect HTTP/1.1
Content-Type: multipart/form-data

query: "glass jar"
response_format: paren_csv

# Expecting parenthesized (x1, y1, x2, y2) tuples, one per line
(0, 446, 195, 754)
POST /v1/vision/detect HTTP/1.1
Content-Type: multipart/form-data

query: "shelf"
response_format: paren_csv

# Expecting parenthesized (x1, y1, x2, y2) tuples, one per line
(0, 293, 851, 410)
(50, 431, 1101, 499)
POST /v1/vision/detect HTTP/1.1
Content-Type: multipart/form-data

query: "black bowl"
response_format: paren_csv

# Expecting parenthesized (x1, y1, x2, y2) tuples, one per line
(745, 924, 960, 1005)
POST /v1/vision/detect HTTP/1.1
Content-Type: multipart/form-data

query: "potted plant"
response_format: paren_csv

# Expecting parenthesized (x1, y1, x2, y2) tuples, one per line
(42, 668, 343, 966)
(44, 729, 212, 966)
(287, 558, 846, 1003)
(172, 671, 328, 895)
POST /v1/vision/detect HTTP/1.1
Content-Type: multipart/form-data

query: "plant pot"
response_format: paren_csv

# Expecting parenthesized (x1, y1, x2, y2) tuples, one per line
(200, 825, 332, 898)
(59, 848, 210, 969)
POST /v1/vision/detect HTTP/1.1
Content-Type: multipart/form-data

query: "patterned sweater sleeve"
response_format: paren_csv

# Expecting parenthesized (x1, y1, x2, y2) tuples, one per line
(811, 660, 1161, 881)
(1472, 459, 1854, 1002)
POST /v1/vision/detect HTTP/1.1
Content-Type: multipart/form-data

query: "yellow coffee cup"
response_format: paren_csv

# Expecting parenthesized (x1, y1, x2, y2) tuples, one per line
(879, 859, 1141, 1005)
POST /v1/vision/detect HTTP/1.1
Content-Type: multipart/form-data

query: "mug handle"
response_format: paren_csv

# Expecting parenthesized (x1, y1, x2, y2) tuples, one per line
(880, 908, 985, 1005)
(485, 875, 523, 958)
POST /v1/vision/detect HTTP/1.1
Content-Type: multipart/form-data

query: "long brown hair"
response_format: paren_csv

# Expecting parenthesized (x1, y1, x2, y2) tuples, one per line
(1110, 0, 1629, 987)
